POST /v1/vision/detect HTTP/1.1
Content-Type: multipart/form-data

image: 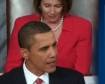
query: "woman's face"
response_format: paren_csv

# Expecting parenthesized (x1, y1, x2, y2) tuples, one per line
(40, 0, 63, 23)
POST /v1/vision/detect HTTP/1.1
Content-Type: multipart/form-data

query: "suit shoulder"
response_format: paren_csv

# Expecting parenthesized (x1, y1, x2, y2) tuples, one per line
(12, 14, 39, 32)
(65, 14, 92, 32)
(15, 14, 39, 22)
(56, 66, 83, 78)
(66, 14, 91, 26)
(54, 67, 85, 84)
(0, 67, 21, 83)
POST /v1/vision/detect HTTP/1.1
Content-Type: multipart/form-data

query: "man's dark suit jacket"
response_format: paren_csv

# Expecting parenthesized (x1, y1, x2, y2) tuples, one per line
(0, 66, 85, 84)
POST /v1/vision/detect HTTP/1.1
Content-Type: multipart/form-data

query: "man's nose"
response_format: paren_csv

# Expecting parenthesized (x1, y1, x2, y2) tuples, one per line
(49, 47, 57, 58)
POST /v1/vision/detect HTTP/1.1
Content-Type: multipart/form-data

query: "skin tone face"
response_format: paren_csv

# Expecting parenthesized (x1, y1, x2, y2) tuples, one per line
(20, 31, 57, 76)
(40, 0, 63, 24)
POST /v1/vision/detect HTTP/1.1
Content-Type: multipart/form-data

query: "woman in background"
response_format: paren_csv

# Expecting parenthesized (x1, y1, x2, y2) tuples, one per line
(5, 0, 92, 75)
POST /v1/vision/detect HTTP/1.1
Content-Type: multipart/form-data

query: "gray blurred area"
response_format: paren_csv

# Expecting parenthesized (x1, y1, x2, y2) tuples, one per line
(9, 0, 34, 33)
(0, 0, 98, 74)
(0, 0, 7, 72)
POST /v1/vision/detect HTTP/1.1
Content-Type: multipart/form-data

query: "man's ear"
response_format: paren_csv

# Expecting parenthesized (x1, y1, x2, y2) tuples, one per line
(20, 48, 29, 60)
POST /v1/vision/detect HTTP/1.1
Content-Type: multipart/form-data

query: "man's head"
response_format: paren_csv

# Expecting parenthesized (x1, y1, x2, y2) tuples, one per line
(18, 21, 57, 76)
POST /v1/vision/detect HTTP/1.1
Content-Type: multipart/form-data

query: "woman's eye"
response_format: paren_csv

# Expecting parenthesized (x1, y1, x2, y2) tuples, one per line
(56, 6, 60, 8)
(45, 5, 50, 7)
(55, 5, 61, 8)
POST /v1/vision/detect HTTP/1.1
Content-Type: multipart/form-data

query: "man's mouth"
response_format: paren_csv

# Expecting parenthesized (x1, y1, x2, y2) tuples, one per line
(46, 61, 56, 66)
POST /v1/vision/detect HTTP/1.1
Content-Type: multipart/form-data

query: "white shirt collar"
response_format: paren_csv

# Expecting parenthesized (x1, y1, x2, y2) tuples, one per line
(23, 61, 49, 84)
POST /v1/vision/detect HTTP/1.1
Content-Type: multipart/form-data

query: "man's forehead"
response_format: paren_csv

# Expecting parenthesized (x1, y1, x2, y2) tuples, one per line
(32, 32, 55, 46)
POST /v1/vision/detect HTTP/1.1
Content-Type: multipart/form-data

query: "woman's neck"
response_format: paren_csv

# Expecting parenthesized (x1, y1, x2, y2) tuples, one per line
(41, 16, 63, 32)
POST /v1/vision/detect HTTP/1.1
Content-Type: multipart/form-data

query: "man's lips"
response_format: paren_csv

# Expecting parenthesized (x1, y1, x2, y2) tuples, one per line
(46, 61, 56, 66)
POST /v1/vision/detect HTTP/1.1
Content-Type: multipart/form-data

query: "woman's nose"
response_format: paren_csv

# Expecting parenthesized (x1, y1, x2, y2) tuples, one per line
(51, 7, 55, 14)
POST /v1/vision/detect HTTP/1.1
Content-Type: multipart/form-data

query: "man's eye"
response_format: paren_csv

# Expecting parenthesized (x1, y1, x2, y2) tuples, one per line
(42, 48, 47, 50)
(53, 42, 57, 47)
(40, 47, 48, 51)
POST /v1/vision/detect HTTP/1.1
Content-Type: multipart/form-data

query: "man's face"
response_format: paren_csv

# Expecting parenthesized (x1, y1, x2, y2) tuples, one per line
(22, 31, 57, 76)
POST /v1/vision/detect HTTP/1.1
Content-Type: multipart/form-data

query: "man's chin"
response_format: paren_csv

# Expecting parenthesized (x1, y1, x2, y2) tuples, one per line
(47, 66, 56, 73)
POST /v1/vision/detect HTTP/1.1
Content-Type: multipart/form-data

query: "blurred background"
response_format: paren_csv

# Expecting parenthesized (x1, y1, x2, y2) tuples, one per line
(0, 0, 7, 72)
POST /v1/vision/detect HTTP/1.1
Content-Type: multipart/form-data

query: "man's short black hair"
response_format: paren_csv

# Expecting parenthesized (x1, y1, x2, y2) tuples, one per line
(18, 21, 51, 50)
